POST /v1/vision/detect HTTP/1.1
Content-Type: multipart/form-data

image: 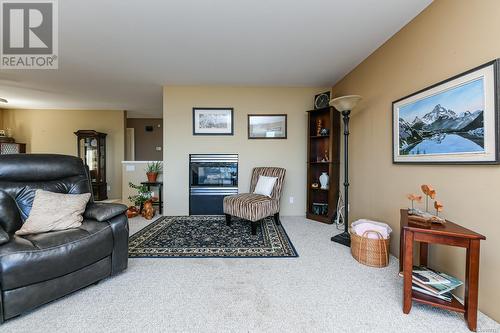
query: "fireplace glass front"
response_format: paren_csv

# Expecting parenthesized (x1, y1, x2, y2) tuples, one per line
(189, 154, 238, 215)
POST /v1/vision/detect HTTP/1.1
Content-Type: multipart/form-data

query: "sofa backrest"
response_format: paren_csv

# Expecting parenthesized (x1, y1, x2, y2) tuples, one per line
(249, 167, 286, 201)
(0, 154, 92, 232)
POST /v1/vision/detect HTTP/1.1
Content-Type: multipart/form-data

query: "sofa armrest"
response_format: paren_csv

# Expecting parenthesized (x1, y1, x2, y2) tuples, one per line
(107, 214, 129, 274)
(0, 225, 9, 245)
(84, 203, 127, 222)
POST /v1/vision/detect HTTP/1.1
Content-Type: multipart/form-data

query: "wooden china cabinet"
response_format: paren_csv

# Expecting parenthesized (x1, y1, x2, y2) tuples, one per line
(75, 130, 108, 201)
(306, 107, 340, 224)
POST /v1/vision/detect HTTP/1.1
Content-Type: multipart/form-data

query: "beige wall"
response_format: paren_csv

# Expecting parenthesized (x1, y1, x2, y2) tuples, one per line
(2, 109, 125, 199)
(163, 86, 327, 216)
(332, 0, 500, 320)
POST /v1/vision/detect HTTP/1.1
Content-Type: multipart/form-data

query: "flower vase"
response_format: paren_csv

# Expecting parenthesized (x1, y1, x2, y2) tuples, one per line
(319, 172, 329, 189)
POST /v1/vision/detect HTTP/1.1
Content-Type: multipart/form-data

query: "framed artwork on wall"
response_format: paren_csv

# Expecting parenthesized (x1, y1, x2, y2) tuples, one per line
(392, 59, 500, 164)
(193, 108, 234, 135)
(248, 114, 287, 139)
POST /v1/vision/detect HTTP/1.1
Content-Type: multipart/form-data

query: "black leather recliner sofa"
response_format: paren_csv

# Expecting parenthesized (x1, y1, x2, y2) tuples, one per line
(0, 154, 129, 323)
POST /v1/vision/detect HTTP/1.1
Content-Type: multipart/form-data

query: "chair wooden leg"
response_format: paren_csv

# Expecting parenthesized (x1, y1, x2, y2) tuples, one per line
(225, 214, 231, 226)
(273, 213, 281, 226)
(251, 221, 258, 235)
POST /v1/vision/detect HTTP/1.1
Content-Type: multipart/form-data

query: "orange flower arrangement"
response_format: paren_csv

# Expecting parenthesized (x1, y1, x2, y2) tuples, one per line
(407, 193, 422, 211)
(421, 184, 436, 198)
(405, 185, 445, 223)
(434, 200, 444, 216)
(421, 184, 436, 212)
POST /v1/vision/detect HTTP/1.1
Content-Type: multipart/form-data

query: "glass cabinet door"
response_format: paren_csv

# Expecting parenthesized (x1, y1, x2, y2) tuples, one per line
(75, 130, 107, 201)
(99, 138, 105, 183)
(78, 137, 98, 182)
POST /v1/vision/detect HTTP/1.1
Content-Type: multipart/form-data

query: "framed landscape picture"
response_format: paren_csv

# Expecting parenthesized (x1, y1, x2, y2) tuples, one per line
(392, 59, 500, 164)
(193, 108, 233, 135)
(248, 114, 287, 139)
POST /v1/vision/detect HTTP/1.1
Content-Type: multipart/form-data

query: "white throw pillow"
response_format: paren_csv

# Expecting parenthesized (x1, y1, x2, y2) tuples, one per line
(253, 176, 277, 197)
(15, 190, 91, 236)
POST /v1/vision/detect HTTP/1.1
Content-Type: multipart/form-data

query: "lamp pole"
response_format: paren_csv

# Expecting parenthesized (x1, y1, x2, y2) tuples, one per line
(331, 110, 351, 247)
(329, 95, 361, 247)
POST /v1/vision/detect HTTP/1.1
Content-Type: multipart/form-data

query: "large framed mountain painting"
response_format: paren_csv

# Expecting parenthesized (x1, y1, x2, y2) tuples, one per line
(393, 59, 500, 164)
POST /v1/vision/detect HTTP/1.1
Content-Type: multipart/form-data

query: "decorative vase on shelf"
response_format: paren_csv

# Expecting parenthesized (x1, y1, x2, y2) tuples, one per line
(319, 172, 329, 189)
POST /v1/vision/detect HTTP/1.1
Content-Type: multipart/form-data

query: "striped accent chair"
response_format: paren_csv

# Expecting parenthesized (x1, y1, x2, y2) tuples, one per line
(223, 167, 286, 235)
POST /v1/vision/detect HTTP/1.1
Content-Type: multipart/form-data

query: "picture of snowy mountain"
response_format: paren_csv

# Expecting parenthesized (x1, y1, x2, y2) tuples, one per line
(398, 78, 485, 156)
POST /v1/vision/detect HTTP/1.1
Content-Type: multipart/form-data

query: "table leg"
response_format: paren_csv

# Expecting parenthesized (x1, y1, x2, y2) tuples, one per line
(403, 229, 414, 314)
(419, 242, 428, 267)
(399, 224, 404, 273)
(464, 239, 480, 332)
(159, 185, 163, 214)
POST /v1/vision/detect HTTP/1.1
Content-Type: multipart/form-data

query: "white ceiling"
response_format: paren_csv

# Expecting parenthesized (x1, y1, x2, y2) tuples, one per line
(0, 0, 432, 117)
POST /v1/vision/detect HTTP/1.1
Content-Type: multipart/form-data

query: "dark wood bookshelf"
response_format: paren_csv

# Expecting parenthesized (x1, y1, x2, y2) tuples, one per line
(306, 107, 340, 224)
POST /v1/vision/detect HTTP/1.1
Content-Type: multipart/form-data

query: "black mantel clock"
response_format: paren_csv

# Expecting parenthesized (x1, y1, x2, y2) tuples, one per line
(314, 91, 331, 109)
(75, 130, 108, 201)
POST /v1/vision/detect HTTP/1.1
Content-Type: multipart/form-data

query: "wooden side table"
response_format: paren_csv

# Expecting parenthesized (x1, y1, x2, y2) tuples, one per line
(399, 209, 486, 332)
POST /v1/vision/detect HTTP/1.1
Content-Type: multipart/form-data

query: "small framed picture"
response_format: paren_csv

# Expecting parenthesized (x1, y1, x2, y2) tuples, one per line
(393, 59, 500, 164)
(248, 114, 287, 139)
(193, 108, 234, 135)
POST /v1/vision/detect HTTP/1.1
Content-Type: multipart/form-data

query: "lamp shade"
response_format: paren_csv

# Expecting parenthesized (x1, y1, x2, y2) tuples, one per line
(329, 95, 362, 112)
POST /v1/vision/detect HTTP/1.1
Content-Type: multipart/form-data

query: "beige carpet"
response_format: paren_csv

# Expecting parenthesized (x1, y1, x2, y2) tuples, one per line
(2, 215, 498, 333)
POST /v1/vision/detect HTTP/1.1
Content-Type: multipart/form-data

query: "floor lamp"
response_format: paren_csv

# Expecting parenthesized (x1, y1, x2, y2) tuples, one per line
(329, 95, 362, 247)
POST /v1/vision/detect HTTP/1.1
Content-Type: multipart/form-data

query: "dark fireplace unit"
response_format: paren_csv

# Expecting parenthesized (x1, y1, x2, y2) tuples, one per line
(189, 154, 238, 215)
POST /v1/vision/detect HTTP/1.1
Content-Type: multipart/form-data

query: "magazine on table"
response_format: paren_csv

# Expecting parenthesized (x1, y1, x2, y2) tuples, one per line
(412, 284, 453, 302)
(399, 266, 463, 295)
(413, 266, 453, 285)
(413, 277, 462, 295)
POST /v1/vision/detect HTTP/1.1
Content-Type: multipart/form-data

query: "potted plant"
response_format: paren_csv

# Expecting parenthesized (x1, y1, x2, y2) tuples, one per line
(128, 182, 152, 212)
(145, 161, 162, 182)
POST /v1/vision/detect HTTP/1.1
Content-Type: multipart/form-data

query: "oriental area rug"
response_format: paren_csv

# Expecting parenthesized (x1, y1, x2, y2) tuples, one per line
(129, 216, 298, 258)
